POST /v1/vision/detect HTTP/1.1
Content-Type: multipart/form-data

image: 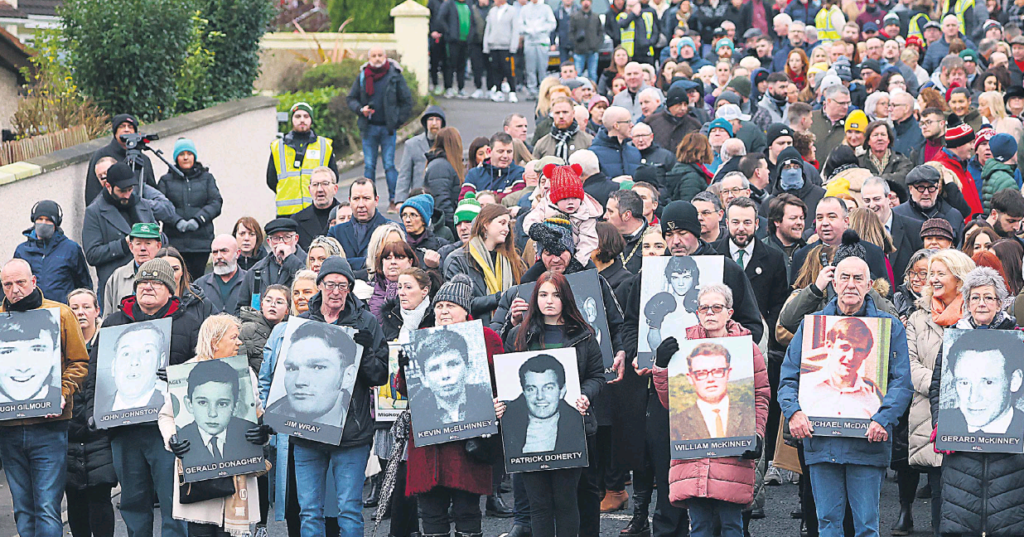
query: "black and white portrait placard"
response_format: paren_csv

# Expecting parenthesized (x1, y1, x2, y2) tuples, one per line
(937, 329, 1024, 454)
(495, 348, 588, 473)
(667, 335, 757, 459)
(407, 320, 497, 447)
(93, 318, 172, 428)
(638, 256, 725, 368)
(799, 315, 891, 437)
(167, 355, 264, 482)
(374, 343, 408, 422)
(264, 318, 361, 445)
(517, 269, 617, 379)
(0, 308, 63, 421)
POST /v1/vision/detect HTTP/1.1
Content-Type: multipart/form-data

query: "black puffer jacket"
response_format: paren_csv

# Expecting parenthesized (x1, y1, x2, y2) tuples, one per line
(929, 315, 1024, 536)
(424, 150, 461, 225)
(68, 334, 117, 490)
(380, 297, 435, 342)
(157, 163, 223, 253)
(239, 306, 282, 373)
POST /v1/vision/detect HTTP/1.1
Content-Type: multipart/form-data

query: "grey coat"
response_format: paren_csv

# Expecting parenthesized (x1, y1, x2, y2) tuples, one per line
(396, 133, 431, 203)
(82, 195, 157, 302)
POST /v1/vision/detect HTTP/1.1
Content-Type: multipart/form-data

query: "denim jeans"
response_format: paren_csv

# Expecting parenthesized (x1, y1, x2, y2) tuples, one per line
(573, 52, 599, 82)
(523, 43, 550, 92)
(688, 498, 744, 537)
(809, 462, 885, 537)
(361, 123, 398, 202)
(292, 440, 371, 537)
(0, 421, 68, 537)
(110, 426, 187, 537)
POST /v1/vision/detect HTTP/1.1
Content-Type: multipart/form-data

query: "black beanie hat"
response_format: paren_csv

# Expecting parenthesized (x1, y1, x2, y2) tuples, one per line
(777, 146, 803, 168)
(660, 200, 702, 238)
(833, 229, 867, 266)
(31, 200, 62, 227)
(111, 113, 139, 135)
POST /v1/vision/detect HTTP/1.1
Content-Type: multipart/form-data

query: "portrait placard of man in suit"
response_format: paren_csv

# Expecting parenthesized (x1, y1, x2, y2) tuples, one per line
(93, 318, 172, 428)
(667, 336, 757, 459)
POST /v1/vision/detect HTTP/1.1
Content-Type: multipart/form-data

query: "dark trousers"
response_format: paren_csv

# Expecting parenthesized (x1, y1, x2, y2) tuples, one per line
(596, 425, 627, 492)
(445, 41, 469, 90)
(648, 389, 689, 537)
(66, 485, 115, 537)
(513, 472, 532, 530)
(187, 522, 229, 537)
(391, 462, 420, 537)
(257, 474, 269, 525)
(631, 453, 656, 516)
(765, 358, 782, 460)
(180, 251, 209, 281)
(469, 43, 491, 89)
(489, 50, 516, 91)
(928, 468, 942, 537)
(429, 38, 447, 86)
(578, 434, 601, 536)
(417, 486, 482, 534)
(522, 467, 583, 537)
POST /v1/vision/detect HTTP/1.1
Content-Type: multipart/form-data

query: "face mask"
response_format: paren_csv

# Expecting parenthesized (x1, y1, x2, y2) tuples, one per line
(780, 167, 804, 190)
(34, 222, 55, 241)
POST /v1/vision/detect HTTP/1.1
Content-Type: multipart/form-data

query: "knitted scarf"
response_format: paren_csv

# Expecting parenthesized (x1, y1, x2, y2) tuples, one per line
(468, 236, 513, 294)
(398, 299, 430, 344)
(549, 120, 581, 162)
(868, 149, 891, 176)
(363, 61, 390, 96)
(931, 294, 964, 327)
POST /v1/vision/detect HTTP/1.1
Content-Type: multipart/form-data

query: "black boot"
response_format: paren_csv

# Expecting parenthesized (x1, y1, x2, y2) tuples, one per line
(620, 512, 651, 536)
(486, 485, 513, 518)
(364, 474, 382, 508)
(891, 503, 913, 536)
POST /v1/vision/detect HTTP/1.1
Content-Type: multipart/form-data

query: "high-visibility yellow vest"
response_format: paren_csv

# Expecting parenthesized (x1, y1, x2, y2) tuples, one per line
(815, 5, 842, 42)
(271, 135, 332, 216)
(616, 10, 655, 58)
(940, 0, 975, 34)
(908, 12, 931, 39)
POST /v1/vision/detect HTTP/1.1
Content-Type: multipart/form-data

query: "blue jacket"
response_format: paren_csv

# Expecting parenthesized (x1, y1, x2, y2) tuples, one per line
(893, 116, 925, 161)
(783, 0, 821, 24)
(922, 34, 975, 74)
(778, 295, 913, 468)
(589, 128, 642, 178)
(14, 228, 92, 304)
(463, 161, 525, 193)
(327, 210, 392, 271)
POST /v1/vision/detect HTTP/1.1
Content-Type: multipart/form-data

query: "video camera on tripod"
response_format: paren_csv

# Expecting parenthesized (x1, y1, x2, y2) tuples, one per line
(118, 132, 184, 189)
(119, 132, 159, 151)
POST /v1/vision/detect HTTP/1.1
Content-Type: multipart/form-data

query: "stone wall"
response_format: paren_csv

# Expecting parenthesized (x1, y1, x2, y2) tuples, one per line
(0, 67, 17, 131)
(0, 96, 280, 261)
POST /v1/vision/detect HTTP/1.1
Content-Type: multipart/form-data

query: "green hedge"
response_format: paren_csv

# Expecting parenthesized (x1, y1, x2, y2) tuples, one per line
(326, 0, 426, 33)
(277, 60, 429, 156)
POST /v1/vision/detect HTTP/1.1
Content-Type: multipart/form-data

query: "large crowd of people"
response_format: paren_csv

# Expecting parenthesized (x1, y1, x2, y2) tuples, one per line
(6, 0, 1024, 536)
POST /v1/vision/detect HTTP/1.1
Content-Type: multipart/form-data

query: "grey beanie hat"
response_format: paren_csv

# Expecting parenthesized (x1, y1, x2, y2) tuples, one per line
(135, 259, 178, 293)
(432, 274, 474, 313)
(317, 256, 355, 286)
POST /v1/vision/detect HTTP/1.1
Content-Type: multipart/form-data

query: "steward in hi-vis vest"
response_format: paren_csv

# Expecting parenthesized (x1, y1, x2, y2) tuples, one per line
(267, 102, 337, 217)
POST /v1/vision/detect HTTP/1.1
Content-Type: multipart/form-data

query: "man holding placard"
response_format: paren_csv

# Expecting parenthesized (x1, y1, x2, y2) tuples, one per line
(779, 248, 912, 537)
(0, 259, 89, 537)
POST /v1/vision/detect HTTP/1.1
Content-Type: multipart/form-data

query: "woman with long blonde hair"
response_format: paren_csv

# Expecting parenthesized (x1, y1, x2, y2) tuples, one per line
(424, 126, 466, 224)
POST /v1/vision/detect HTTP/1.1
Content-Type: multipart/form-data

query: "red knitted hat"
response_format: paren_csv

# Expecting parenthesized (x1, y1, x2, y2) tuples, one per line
(545, 163, 585, 205)
(945, 114, 975, 149)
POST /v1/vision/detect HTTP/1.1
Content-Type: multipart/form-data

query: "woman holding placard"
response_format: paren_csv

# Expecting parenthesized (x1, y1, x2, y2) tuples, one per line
(650, 283, 769, 537)
(497, 271, 605, 537)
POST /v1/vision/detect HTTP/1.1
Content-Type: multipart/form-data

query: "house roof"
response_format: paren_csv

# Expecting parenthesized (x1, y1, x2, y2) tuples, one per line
(0, 1, 26, 18)
(0, 26, 31, 83)
(18, 0, 60, 17)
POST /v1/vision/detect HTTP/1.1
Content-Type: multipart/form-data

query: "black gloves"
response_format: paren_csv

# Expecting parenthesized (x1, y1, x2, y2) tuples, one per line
(644, 292, 677, 329)
(397, 349, 409, 369)
(741, 435, 764, 460)
(245, 424, 274, 445)
(168, 435, 191, 458)
(655, 337, 679, 368)
(352, 330, 374, 349)
(156, 368, 167, 382)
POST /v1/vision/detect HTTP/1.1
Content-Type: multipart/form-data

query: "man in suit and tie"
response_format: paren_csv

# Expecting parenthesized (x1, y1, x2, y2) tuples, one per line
(861, 177, 923, 288)
(177, 359, 255, 467)
(945, 329, 1024, 436)
(672, 341, 755, 441)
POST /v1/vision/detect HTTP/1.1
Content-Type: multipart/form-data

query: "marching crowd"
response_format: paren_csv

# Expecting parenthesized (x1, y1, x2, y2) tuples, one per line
(7, 0, 1024, 536)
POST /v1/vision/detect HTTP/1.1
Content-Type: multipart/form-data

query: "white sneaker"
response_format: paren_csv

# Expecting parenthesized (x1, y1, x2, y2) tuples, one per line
(492, 91, 506, 102)
(765, 464, 783, 486)
(502, 81, 511, 93)
(458, 89, 469, 99)
(471, 88, 485, 99)
(432, 86, 444, 96)
(444, 88, 457, 98)
(508, 91, 518, 103)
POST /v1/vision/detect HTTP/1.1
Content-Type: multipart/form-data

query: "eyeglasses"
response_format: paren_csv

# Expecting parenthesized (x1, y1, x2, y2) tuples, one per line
(690, 367, 728, 381)
(322, 282, 350, 292)
(268, 234, 295, 244)
(912, 183, 939, 193)
(969, 295, 1000, 304)
(920, 119, 941, 127)
(908, 270, 929, 280)
(697, 304, 728, 314)
(831, 99, 852, 107)
(310, 180, 335, 189)
(720, 187, 749, 195)
(263, 298, 288, 308)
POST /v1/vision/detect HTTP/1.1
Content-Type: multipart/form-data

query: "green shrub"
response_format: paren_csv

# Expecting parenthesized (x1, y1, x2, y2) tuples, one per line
(326, 0, 426, 33)
(196, 0, 274, 103)
(293, 59, 364, 93)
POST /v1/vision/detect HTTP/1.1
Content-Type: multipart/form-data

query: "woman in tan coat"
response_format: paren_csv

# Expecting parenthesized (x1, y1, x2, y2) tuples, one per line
(158, 314, 269, 536)
(903, 250, 975, 536)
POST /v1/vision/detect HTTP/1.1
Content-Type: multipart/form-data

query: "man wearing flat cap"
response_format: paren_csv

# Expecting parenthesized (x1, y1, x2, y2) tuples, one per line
(268, 102, 338, 217)
(236, 218, 307, 314)
(83, 162, 160, 302)
(85, 114, 156, 205)
(893, 165, 966, 246)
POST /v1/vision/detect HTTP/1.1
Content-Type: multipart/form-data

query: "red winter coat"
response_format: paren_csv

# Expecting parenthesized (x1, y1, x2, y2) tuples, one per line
(652, 321, 770, 507)
(401, 325, 503, 497)
(929, 149, 982, 222)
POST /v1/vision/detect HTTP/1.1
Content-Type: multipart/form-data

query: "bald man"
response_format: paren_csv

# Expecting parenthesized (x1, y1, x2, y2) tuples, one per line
(346, 46, 413, 212)
(0, 258, 89, 537)
(193, 235, 248, 314)
(590, 106, 643, 177)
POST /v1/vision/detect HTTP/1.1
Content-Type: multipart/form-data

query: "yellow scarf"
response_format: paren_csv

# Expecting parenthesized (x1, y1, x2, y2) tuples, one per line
(468, 236, 512, 294)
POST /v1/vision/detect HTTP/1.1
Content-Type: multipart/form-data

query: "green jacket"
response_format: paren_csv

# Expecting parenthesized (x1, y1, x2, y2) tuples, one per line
(664, 161, 709, 203)
(981, 159, 1018, 216)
